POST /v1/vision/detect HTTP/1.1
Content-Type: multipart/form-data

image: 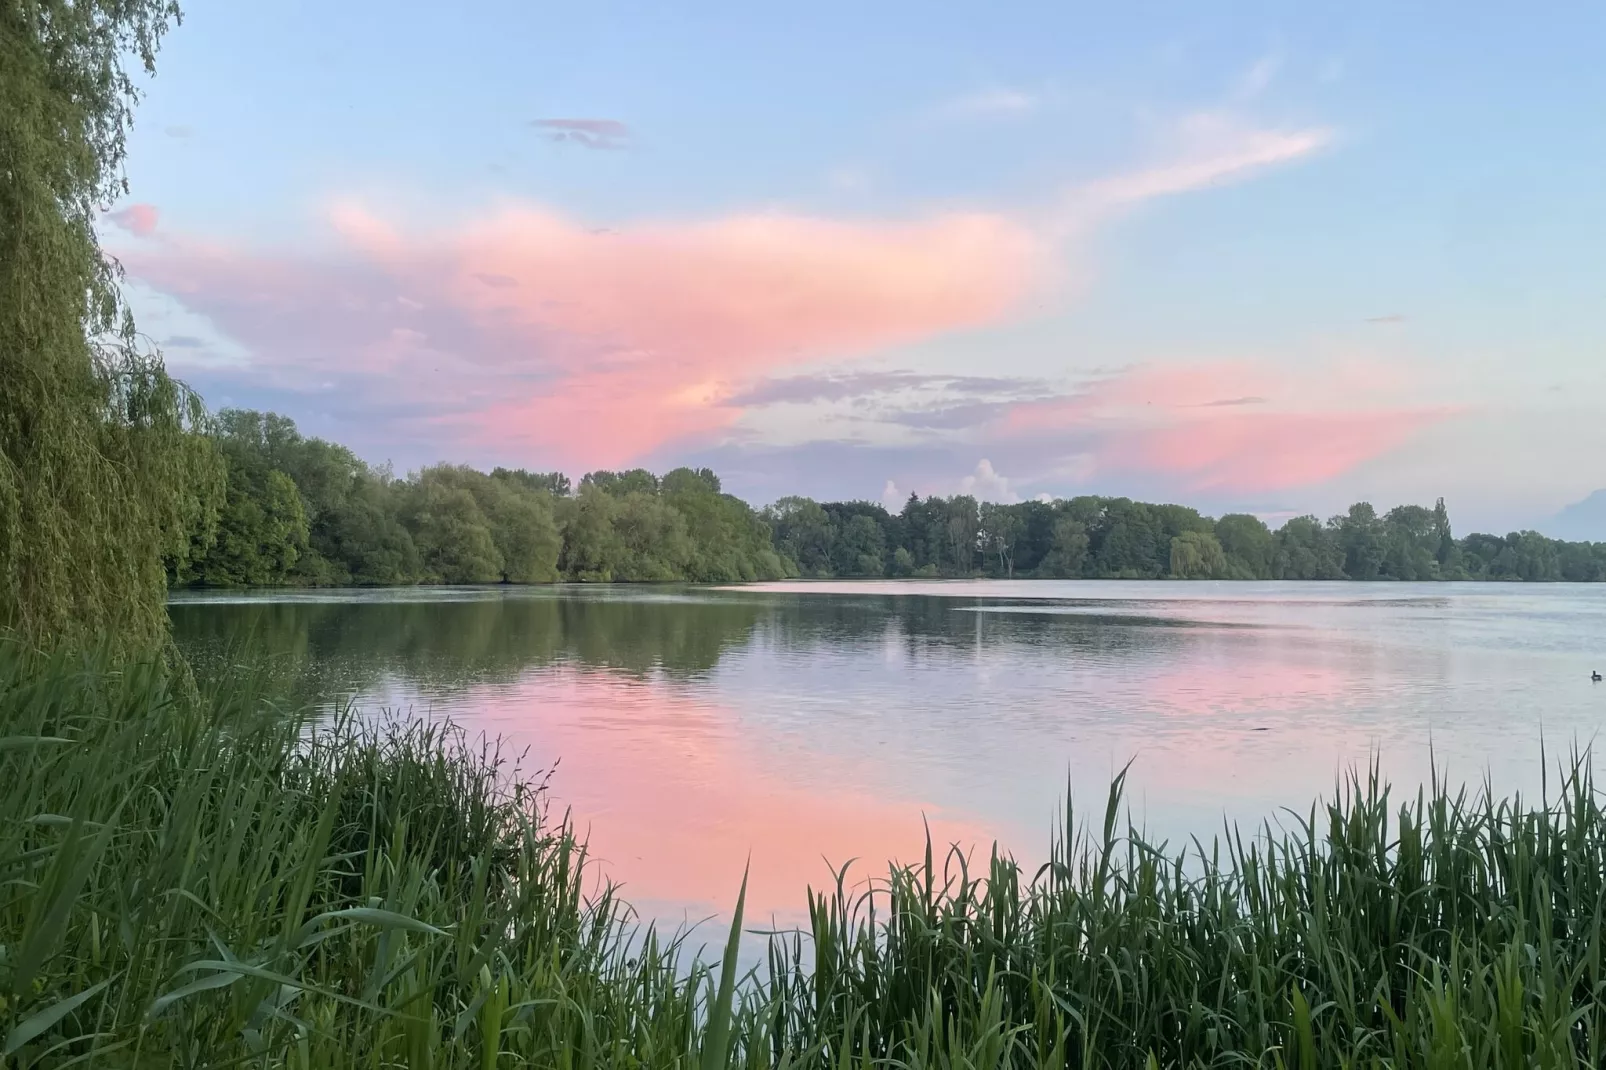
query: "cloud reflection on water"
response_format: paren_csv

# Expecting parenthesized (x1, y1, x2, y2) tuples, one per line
(171, 582, 1606, 928)
(433, 667, 1000, 926)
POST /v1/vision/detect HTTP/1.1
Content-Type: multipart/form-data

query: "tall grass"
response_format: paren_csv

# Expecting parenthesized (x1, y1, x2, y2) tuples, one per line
(4, 642, 1606, 1067)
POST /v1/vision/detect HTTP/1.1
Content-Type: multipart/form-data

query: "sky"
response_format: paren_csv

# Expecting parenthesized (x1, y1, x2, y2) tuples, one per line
(104, 0, 1606, 534)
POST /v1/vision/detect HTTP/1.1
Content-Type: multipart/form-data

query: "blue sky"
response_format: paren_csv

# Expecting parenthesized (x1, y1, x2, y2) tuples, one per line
(107, 1, 1606, 533)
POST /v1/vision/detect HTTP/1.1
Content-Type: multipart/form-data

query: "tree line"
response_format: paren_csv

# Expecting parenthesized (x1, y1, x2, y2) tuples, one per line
(169, 410, 787, 587)
(170, 409, 1606, 588)
(769, 495, 1606, 582)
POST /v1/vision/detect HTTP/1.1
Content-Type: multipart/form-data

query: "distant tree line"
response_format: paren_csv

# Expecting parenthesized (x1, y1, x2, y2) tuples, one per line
(168, 409, 1606, 588)
(767, 495, 1606, 582)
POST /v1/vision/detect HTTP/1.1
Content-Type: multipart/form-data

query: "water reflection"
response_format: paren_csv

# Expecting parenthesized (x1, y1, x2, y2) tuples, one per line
(489, 668, 993, 925)
(170, 582, 1606, 925)
(171, 588, 765, 692)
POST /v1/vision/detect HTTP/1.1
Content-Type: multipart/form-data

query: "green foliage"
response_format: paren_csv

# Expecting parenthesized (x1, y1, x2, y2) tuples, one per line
(202, 409, 417, 586)
(171, 412, 1606, 589)
(557, 485, 625, 581)
(174, 412, 311, 587)
(1216, 512, 1276, 578)
(478, 478, 562, 583)
(492, 465, 570, 497)
(1039, 515, 1090, 577)
(168, 413, 791, 588)
(610, 490, 694, 581)
(580, 467, 661, 496)
(766, 497, 836, 577)
(11, 644, 1606, 1065)
(414, 465, 561, 583)
(1338, 502, 1387, 580)
(401, 477, 505, 584)
(761, 491, 1605, 584)
(191, 466, 308, 586)
(980, 502, 1022, 577)
(1, 0, 224, 649)
(310, 473, 420, 585)
(1169, 529, 1227, 578)
(551, 484, 696, 582)
(661, 467, 786, 582)
(1275, 515, 1347, 579)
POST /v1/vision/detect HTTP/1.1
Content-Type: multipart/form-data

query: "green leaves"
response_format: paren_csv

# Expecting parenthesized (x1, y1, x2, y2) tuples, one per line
(4, 977, 113, 1057)
(701, 863, 749, 1070)
(1, 0, 217, 651)
(11, 803, 126, 999)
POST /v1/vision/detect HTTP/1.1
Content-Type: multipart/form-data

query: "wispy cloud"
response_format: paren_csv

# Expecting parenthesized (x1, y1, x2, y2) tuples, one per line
(826, 166, 872, 193)
(885, 400, 1021, 431)
(1366, 313, 1406, 324)
(935, 86, 1040, 121)
(1232, 50, 1283, 101)
(729, 371, 1045, 407)
(1058, 112, 1331, 233)
(531, 118, 632, 150)
(1192, 395, 1267, 407)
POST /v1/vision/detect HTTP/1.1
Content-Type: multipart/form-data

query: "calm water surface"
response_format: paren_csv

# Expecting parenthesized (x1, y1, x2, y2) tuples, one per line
(169, 581, 1606, 927)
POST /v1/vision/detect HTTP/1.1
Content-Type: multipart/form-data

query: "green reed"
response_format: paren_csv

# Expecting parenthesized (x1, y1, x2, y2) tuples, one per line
(3, 641, 1606, 1067)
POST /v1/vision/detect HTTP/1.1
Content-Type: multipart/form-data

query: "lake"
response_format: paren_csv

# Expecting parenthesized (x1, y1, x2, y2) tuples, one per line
(169, 581, 1606, 929)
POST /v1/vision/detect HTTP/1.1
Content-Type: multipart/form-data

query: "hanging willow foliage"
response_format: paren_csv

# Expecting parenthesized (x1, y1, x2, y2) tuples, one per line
(0, 0, 223, 650)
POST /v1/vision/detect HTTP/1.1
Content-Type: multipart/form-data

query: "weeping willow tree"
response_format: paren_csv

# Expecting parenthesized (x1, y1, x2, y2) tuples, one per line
(0, 0, 222, 650)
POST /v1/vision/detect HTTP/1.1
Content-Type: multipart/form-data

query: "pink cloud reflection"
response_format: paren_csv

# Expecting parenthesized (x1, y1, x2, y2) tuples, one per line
(476, 668, 1000, 923)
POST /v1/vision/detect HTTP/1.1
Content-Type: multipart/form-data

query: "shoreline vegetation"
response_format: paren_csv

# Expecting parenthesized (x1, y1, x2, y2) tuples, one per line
(171, 409, 1606, 593)
(6, 644, 1606, 1067)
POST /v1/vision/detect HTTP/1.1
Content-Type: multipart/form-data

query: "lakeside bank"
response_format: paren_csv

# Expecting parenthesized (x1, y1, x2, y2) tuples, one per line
(6, 642, 1606, 1067)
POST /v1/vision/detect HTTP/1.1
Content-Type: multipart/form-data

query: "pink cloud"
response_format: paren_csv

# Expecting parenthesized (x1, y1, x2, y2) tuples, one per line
(1002, 361, 1456, 494)
(108, 203, 159, 237)
(124, 203, 1044, 467)
(113, 113, 1345, 484)
(1116, 409, 1440, 491)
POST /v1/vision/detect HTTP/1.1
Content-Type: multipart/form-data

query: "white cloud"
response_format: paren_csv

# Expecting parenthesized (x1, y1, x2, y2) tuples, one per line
(1052, 111, 1331, 235)
(959, 459, 1019, 503)
(1232, 51, 1283, 101)
(827, 166, 872, 193)
(936, 87, 1039, 121)
(881, 479, 904, 509)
